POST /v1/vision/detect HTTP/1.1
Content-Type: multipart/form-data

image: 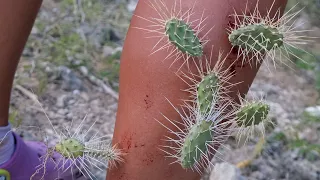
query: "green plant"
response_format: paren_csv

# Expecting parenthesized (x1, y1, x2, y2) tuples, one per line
(8, 108, 23, 128)
(33, 115, 124, 179)
(98, 51, 122, 89)
(229, 24, 284, 53)
(158, 99, 235, 171)
(165, 18, 203, 57)
(236, 101, 270, 127)
(228, 2, 312, 67)
(289, 138, 320, 161)
(134, 0, 212, 69)
(55, 138, 85, 158)
(158, 51, 239, 170)
(233, 95, 271, 145)
(28, 97, 124, 180)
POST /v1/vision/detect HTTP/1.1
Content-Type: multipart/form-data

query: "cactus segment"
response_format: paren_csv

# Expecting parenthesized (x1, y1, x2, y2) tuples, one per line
(229, 24, 284, 53)
(55, 138, 85, 158)
(236, 102, 270, 127)
(197, 74, 219, 114)
(181, 120, 213, 169)
(165, 18, 203, 57)
(179, 72, 220, 168)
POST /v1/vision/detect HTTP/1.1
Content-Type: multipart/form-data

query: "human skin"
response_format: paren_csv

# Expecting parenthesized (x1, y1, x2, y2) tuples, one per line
(107, 0, 287, 180)
(0, 0, 43, 127)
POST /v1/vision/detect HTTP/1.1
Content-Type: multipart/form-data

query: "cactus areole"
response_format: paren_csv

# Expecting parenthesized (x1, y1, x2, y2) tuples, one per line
(55, 138, 85, 158)
(229, 24, 284, 52)
(165, 18, 203, 57)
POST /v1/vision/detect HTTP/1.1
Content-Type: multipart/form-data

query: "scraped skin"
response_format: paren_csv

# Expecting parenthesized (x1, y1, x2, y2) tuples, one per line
(107, 0, 287, 180)
(0, 0, 43, 126)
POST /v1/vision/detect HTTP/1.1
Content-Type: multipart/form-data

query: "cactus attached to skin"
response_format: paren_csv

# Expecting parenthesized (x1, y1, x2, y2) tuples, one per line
(165, 18, 203, 57)
(134, 0, 212, 69)
(180, 73, 218, 169)
(158, 51, 237, 170)
(180, 120, 213, 168)
(180, 50, 237, 102)
(236, 101, 270, 127)
(228, 1, 313, 66)
(229, 24, 284, 53)
(233, 94, 272, 145)
(197, 74, 219, 114)
(158, 99, 234, 172)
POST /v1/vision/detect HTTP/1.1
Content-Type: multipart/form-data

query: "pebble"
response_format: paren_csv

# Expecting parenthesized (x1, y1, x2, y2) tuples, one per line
(210, 162, 246, 180)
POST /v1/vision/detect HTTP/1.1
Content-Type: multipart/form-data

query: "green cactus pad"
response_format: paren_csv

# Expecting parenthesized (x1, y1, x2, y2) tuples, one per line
(165, 18, 203, 57)
(197, 74, 219, 114)
(236, 102, 270, 127)
(55, 138, 85, 158)
(229, 24, 284, 52)
(181, 120, 213, 168)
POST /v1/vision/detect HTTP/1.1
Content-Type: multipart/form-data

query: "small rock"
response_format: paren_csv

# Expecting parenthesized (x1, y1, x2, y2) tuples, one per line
(31, 27, 38, 35)
(102, 46, 115, 58)
(210, 162, 246, 180)
(73, 60, 82, 66)
(305, 106, 320, 117)
(66, 112, 74, 120)
(73, 89, 80, 95)
(127, 0, 138, 12)
(114, 46, 123, 53)
(57, 109, 68, 115)
(80, 92, 90, 102)
(79, 66, 88, 76)
(68, 99, 76, 105)
(56, 94, 67, 108)
(58, 66, 84, 91)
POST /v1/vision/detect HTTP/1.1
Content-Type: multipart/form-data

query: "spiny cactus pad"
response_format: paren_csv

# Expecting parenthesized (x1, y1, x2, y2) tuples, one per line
(181, 120, 213, 168)
(55, 138, 85, 158)
(236, 102, 270, 127)
(197, 74, 219, 114)
(165, 18, 203, 57)
(229, 24, 284, 53)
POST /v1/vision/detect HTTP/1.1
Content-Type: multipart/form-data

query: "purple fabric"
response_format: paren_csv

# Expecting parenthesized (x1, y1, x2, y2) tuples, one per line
(0, 133, 86, 180)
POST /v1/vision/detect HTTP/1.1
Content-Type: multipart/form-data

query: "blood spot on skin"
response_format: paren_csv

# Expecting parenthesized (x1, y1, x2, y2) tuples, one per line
(144, 94, 153, 110)
(142, 153, 155, 166)
(118, 173, 129, 180)
(120, 132, 134, 152)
